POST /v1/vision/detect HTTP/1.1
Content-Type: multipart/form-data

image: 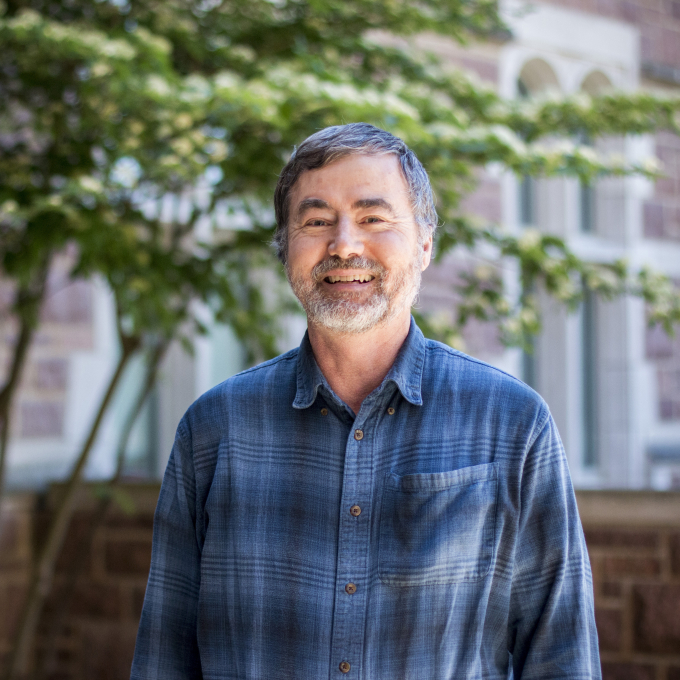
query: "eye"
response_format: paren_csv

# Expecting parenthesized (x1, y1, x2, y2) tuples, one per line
(306, 218, 328, 226)
(365, 216, 383, 223)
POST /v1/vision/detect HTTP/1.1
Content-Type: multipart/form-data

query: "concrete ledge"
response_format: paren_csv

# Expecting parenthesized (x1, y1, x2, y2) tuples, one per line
(44, 481, 161, 515)
(576, 490, 680, 527)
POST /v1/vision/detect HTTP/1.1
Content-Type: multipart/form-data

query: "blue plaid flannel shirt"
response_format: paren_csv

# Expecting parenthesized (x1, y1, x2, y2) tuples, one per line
(131, 318, 600, 680)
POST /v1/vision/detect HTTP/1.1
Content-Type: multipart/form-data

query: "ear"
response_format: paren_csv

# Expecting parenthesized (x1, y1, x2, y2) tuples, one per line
(420, 234, 433, 271)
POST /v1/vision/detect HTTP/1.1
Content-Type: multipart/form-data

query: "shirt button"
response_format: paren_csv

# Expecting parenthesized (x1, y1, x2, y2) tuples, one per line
(345, 582, 357, 595)
(387, 407, 395, 415)
(339, 661, 351, 673)
(320, 408, 328, 416)
(350, 505, 361, 517)
(354, 429, 363, 441)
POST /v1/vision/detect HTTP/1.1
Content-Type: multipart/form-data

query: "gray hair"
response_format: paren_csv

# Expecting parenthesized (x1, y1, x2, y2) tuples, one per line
(273, 123, 438, 264)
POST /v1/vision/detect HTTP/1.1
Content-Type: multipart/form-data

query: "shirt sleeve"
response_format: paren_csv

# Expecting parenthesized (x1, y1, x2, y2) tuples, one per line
(130, 418, 203, 679)
(508, 410, 601, 680)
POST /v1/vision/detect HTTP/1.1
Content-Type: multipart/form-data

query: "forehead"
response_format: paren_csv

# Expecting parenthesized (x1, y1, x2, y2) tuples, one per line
(290, 153, 411, 212)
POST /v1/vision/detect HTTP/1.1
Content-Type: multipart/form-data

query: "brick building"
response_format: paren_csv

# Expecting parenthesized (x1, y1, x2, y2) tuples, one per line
(418, 0, 680, 490)
(3, 0, 679, 493)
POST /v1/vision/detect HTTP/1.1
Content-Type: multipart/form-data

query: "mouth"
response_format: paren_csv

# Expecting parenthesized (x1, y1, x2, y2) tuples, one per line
(324, 273, 375, 284)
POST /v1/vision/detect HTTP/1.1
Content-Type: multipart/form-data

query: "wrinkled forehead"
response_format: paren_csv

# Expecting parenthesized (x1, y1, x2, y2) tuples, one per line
(289, 153, 411, 213)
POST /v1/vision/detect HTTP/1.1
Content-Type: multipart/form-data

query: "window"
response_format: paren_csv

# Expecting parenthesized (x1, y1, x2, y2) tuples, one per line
(577, 133, 596, 233)
(581, 290, 598, 468)
(579, 181, 595, 233)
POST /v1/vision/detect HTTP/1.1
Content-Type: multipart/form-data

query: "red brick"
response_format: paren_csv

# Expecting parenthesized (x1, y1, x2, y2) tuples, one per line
(584, 528, 659, 549)
(659, 369, 680, 421)
(104, 540, 151, 576)
(668, 667, 680, 680)
(69, 581, 121, 619)
(54, 512, 93, 574)
(671, 532, 680, 576)
(602, 663, 655, 680)
(43, 673, 71, 680)
(646, 322, 675, 359)
(644, 200, 666, 238)
(458, 55, 497, 83)
(34, 359, 68, 390)
(131, 585, 147, 620)
(20, 401, 64, 437)
(0, 511, 28, 568)
(104, 514, 155, 532)
(633, 584, 680, 653)
(595, 608, 622, 651)
(41, 279, 92, 324)
(601, 581, 622, 597)
(0, 582, 27, 640)
(79, 625, 138, 680)
(603, 556, 661, 577)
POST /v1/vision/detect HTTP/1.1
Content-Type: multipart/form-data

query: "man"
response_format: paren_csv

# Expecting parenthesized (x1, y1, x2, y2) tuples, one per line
(131, 123, 600, 679)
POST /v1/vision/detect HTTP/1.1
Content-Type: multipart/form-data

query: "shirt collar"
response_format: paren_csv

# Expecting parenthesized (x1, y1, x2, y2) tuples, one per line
(293, 316, 426, 410)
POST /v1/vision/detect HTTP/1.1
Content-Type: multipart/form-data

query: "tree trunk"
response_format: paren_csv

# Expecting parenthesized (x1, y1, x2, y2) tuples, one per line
(35, 339, 168, 680)
(0, 260, 51, 509)
(2, 334, 141, 680)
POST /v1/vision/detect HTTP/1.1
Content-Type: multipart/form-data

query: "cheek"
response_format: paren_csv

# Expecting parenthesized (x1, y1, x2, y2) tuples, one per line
(365, 231, 417, 266)
(287, 235, 326, 272)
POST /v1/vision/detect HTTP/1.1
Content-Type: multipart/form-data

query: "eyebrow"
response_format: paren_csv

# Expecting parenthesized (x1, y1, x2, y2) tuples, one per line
(296, 198, 332, 220)
(295, 196, 397, 221)
(352, 197, 395, 213)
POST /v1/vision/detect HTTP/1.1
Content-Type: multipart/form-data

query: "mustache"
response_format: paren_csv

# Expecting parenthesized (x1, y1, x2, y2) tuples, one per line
(311, 256, 386, 282)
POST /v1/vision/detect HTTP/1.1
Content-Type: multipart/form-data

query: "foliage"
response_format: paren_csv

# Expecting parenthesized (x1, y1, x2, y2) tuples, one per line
(3, 0, 678, 362)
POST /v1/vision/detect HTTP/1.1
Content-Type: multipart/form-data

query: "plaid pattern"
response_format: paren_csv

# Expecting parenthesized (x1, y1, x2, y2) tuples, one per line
(131, 319, 600, 680)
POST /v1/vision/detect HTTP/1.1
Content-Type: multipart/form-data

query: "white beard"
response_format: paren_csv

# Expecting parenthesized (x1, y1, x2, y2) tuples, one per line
(287, 252, 422, 335)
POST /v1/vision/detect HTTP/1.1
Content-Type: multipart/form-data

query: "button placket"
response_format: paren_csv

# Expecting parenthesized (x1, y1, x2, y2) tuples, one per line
(329, 418, 373, 679)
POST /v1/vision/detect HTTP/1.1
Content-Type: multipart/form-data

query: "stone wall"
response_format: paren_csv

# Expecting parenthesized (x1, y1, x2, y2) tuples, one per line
(1, 487, 680, 679)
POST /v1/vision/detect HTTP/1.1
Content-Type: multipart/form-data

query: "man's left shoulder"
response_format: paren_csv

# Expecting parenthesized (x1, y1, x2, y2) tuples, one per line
(423, 338, 547, 417)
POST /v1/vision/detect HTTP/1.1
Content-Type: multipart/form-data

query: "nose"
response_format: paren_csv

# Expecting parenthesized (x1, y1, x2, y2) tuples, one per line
(328, 216, 364, 260)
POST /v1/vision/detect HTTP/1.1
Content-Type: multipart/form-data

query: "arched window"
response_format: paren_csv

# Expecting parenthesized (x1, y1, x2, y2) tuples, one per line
(516, 59, 561, 228)
(578, 71, 613, 234)
(515, 59, 560, 389)
(577, 72, 612, 468)
(517, 58, 560, 96)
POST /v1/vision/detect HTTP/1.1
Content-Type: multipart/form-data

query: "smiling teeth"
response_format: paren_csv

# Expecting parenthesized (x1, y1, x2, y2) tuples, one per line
(327, 274, 375, 283)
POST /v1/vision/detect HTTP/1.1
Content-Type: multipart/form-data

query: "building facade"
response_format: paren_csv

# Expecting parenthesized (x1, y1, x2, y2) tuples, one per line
(2, 0, 679, 491)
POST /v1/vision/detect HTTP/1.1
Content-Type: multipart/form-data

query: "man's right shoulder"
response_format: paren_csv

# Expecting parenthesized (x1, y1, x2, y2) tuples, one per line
(176, 347, 300, 449)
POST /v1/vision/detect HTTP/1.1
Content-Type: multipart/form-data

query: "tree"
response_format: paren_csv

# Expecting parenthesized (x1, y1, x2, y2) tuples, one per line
(1, 0, 680, 677)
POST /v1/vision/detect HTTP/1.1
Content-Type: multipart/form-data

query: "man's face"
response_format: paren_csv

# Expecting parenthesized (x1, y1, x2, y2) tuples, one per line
(286, 153, 432, 334)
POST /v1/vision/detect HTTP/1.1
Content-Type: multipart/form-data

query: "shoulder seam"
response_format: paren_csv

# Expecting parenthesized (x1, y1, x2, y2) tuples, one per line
(425, 341, 531, 390)
(526, 405, 552, 451)
(229, 347, 299, 379)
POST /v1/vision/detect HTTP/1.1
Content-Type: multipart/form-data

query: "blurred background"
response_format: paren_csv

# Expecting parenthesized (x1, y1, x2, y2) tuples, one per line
(1, 0, 680, 678)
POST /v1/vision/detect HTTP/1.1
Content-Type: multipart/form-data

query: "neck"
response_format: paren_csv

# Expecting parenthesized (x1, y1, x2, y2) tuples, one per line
(307, 310, 411, 414)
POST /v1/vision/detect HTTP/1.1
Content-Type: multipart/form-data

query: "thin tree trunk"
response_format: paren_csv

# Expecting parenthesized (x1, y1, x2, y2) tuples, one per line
(36, 339, 168, 680)
(3, 334, 140, 680)
(0, 261, 51, 508)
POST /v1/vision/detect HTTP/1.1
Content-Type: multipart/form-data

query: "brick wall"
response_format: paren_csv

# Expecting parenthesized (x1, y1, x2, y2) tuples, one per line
(578, 491, 680, 680)
(1, 487, 680, 679)
(0, 486, 157, 680)
(0, 495, 32, 675)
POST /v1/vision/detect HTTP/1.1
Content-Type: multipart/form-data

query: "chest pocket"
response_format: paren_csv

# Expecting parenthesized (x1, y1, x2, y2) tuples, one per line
(378, 463, 498, 586)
